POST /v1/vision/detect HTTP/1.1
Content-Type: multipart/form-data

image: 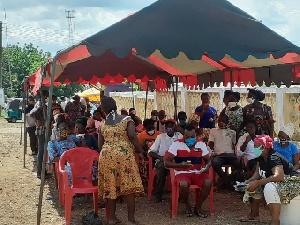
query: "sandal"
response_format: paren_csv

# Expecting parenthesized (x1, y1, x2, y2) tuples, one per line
(239, 216, 260, 222)
(185, 206, 193, 217)
(194, 208, 208, 218)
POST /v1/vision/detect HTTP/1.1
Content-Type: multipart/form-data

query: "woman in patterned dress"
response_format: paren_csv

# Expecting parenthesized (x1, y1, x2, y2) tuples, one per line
(98, 97, 144, 224)
(239, 89, 275, 138)
(221, 92, 243, 136)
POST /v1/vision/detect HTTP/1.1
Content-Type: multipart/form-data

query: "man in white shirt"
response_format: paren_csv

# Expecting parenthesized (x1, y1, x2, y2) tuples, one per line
(149, 119, 183, 202)
(208, 115, 239, 189)
(25, 96, 38, 155)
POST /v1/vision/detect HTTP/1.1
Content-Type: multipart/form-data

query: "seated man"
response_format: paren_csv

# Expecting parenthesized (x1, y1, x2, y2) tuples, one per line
(273, 123, 299, 170)
(148, 119, 183, 202)
(209, 115, 239, 188)
(137, 119, 162, 188)
(176, 111, 187, 134)
(165, 125, 212, 217)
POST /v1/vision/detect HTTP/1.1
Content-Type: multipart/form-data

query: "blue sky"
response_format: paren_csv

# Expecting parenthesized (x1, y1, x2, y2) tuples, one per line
(0, 0, 299, 56)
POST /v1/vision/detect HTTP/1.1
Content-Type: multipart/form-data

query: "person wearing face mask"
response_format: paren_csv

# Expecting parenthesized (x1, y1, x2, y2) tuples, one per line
(240, 135, 300, 224)
(221, 92, 243, 134)
(239, 88, 275, 138)
(149, 119, 183, 202)
(236, 120, 259, 175)
(208, 115, 239, 189)
(195, 92, 217, 129)
(176, 111, 187, 134)
(273, 123, 299, 170)
(165, 125, 212, 217)
(47, 119, 77, 185)
(188, 113, 210, 143)
(151, 110, 158, 121)
(25, 96, 38, 156)
(222, 90, 233, 108)
(137, 119, 162, 189)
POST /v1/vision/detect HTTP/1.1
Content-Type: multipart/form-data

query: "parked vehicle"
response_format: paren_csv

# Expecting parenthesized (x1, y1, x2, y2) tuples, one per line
(4, 98, 23, 123)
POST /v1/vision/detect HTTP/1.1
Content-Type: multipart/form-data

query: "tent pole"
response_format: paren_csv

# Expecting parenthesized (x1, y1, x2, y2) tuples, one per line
(23, 77, 28, 168)
(144, 81, 149, 120)
(37, 63, 55, 225)
(131, 82, 135, 108)
(230, 70, 233, 91)
(171, 76, 178, 120)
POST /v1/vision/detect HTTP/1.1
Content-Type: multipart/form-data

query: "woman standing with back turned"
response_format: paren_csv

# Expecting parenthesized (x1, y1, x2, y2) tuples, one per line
(98, 97, 144, 224)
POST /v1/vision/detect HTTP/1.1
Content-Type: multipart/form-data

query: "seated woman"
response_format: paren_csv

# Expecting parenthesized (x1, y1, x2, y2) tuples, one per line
(74, 117, 100, 153)
(236, 120, 258, 176)
(240, 135, 300, 225)
(273, 123, 299, 170)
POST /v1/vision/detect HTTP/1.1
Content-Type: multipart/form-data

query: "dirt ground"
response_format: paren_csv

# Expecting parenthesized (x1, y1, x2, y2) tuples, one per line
(0, 118, 272, 225)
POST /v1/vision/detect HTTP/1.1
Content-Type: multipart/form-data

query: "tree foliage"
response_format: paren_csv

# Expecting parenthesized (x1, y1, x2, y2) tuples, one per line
(2, 43, 51, 97)
(1, 43, 83, 98)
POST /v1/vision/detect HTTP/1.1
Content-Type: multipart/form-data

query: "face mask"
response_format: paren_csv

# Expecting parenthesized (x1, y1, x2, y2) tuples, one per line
(147, 130, 155, 135)
(59, 129, 69, 138)
(185, 137, 196, 147)
(228, 102, 237, 108)
(247, 97, 255, 104)
(179, 120, 186, 126)
(151, 116, 157, 121)
(218, 122, 227, 129)
(166, 128, 175, 137)
(278, 138, 289, 146)
(253, 145, 263, 157)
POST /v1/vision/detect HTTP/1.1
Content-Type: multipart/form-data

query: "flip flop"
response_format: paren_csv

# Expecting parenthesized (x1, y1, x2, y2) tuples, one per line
(194, 208, 208, 218)
(239, 216, 260, 222)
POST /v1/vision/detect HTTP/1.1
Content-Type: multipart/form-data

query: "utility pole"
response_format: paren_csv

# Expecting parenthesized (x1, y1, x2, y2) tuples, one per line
(65, 10, 75, 46)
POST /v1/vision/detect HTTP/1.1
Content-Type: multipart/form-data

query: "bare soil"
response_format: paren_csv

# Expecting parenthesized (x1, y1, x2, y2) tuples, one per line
(0, 118, 271, 225)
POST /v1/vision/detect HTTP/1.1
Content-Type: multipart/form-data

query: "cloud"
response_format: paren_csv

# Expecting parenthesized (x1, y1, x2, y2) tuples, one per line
(1, 0, 299, 56)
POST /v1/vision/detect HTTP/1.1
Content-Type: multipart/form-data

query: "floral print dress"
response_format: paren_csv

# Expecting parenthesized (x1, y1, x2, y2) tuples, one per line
(98, 117, 144, 199)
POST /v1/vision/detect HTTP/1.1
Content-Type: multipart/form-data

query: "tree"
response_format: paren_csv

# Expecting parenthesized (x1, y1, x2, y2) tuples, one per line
(1, 43, 83, 98)
(2, 43, 50, 97)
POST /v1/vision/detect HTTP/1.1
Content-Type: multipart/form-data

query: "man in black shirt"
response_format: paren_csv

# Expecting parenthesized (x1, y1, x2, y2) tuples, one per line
(240, 135, 300, 225)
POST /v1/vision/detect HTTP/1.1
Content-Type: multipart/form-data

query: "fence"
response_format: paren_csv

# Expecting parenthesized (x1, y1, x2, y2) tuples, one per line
(110, 85, 300, 141)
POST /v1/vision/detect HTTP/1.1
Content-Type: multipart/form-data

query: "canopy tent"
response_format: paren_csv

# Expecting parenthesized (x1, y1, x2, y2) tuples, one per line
(78, 87, 101, 101)
(35, 1, 300, 223)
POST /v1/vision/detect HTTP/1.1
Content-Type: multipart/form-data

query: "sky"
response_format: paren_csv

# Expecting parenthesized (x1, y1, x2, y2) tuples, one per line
(0, 0, 299, 56)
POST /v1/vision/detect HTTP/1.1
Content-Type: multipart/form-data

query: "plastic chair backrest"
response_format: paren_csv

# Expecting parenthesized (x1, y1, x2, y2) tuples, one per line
(59, 147, 99, 187)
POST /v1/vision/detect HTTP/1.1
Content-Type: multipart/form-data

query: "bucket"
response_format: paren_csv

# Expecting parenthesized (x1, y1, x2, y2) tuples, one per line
(280, 195, 300, 225)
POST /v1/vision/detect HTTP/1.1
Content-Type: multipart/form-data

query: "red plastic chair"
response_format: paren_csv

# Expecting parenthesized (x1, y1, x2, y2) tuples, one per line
(147, 155, 157, 200)
(169, 167, 214, 218)
(59, 147, 102, 225)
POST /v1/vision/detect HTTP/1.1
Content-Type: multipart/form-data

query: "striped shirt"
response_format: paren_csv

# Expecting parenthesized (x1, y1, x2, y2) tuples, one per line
(168, 138, 209, 175)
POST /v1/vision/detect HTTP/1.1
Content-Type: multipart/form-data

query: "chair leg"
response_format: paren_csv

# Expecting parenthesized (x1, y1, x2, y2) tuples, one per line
(64, 192, 73, 225)
(148, 173, 154, 200)
(58, 174, 65, 207)
(210, 185, 214, 216)
(93, 192, 98, 215)
(171, 187, 179, 218)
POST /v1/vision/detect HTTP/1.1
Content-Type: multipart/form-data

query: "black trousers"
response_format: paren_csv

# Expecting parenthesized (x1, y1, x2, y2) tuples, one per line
(155, 160, 168, 198)
(212, 153, 239, 185)
(27, 126, 38, 153)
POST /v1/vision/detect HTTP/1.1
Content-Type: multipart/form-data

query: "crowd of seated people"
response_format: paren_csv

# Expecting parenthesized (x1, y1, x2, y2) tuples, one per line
(27, 90, 300, 225)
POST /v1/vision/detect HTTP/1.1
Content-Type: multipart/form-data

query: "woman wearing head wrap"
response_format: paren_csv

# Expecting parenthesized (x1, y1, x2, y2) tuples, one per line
(239, 89, 275, 138)
(273, 123, 299, 169)
(98, 97, 144, 224)
(240, 135, 300, 224)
